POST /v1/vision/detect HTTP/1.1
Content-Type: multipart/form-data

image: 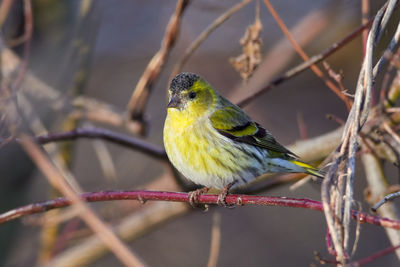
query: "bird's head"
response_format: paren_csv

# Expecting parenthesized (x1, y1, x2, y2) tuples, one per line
(167, 72, 217, 119)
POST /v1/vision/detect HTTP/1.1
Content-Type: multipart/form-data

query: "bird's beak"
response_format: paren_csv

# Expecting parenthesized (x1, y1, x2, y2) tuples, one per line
(167, 95, 181, 109)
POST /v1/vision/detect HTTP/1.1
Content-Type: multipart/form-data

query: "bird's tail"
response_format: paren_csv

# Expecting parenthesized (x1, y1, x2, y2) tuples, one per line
(288, 160, 324, 179)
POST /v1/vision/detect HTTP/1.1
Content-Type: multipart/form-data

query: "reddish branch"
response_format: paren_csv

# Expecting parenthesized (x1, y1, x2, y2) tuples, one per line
(316, 243, 400, 266)
(1, 190, 400, 230)
(352, 244, 400, 266)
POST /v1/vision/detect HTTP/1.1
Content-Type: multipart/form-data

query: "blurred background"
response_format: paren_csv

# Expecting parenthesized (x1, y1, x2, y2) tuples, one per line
(1, 0, 399, 266)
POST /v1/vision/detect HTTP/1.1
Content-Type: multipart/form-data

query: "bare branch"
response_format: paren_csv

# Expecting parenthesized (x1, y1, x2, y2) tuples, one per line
(350, 244, 400, 266)
(262, 0, 352, 110)
(171, 0, 252, 78)
(50, 201, 187, 267)
(237, 11, 373, 107)
(72, 96, 143, 134)
(34, 127, 167, 160)
(10, 0, 33, 93)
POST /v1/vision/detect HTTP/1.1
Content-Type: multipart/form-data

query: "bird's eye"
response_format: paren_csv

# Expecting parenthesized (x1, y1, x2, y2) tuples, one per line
(188, 92, 197, 99)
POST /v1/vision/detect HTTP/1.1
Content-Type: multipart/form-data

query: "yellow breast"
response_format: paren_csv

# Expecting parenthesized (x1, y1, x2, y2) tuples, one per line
(163, 109, 242, 189)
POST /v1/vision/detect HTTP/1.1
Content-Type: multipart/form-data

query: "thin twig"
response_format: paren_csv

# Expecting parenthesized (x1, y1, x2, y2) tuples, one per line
(372, 191, 400, 212)
(362, 151, 400, 260)
(72, 96, 143, 134)
(373, 11, 400, 78)
(11, 0, 33, 93)
(170, 0, 252, 78)
(262, 0, 352, 110)
(34, 127, 167, 160)
(361, 0, 370, 55)
(237, 12, 373, 107)
(323, 61, 348, 98)
(349, 244, 400, 266)
(383, 121, 400, 147)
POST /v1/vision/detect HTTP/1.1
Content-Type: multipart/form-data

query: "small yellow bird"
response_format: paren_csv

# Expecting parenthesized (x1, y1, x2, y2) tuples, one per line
(163, 72, 323, 205)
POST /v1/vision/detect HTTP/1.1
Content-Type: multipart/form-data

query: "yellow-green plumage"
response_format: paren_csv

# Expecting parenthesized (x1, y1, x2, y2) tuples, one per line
(163, 72, 322, 191)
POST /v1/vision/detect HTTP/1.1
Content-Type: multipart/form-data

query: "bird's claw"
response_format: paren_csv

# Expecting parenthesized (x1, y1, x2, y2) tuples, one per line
(217, 183, 235, 208)
(217, 192, 235, 208)
(188, 187, 209, 208)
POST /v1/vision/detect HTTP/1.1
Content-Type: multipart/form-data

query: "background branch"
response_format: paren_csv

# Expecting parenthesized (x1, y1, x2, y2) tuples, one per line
(236, 15, 373, 107)
(170, 0, 252, 78)
(262, 0, 351, 110)
(127, 0, 190, 124)
(34, 127, 167, 160)
(19, 136, 146, 267)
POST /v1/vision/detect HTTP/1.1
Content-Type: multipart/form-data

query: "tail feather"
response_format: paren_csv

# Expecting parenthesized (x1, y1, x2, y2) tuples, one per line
(288, 160, 324, 179)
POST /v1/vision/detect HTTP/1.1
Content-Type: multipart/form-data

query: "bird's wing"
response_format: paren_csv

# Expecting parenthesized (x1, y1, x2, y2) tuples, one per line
(210, 103, 297, 157)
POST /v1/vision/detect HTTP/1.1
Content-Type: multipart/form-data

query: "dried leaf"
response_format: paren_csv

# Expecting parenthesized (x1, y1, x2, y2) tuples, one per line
(230, 3, 263, 80)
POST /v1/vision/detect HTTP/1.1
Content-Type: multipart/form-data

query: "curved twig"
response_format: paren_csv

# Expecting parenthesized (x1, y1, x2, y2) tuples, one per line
(34, 127, 167, 160)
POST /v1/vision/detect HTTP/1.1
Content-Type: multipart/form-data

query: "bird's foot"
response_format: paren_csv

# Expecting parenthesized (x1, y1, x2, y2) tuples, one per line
(217, 183, 235, 208)
(188, 187, 209, 208)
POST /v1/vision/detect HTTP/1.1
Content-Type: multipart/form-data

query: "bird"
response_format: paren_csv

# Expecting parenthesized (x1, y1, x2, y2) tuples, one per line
(163, 72, 323, 206)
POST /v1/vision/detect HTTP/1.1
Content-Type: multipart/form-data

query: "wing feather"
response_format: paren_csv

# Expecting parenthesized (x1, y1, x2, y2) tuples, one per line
(210, 101, 297, 157)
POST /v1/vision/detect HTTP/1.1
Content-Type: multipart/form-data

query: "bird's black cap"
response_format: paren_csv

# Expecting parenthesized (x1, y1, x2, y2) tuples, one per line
(170, 72, 200, 93)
